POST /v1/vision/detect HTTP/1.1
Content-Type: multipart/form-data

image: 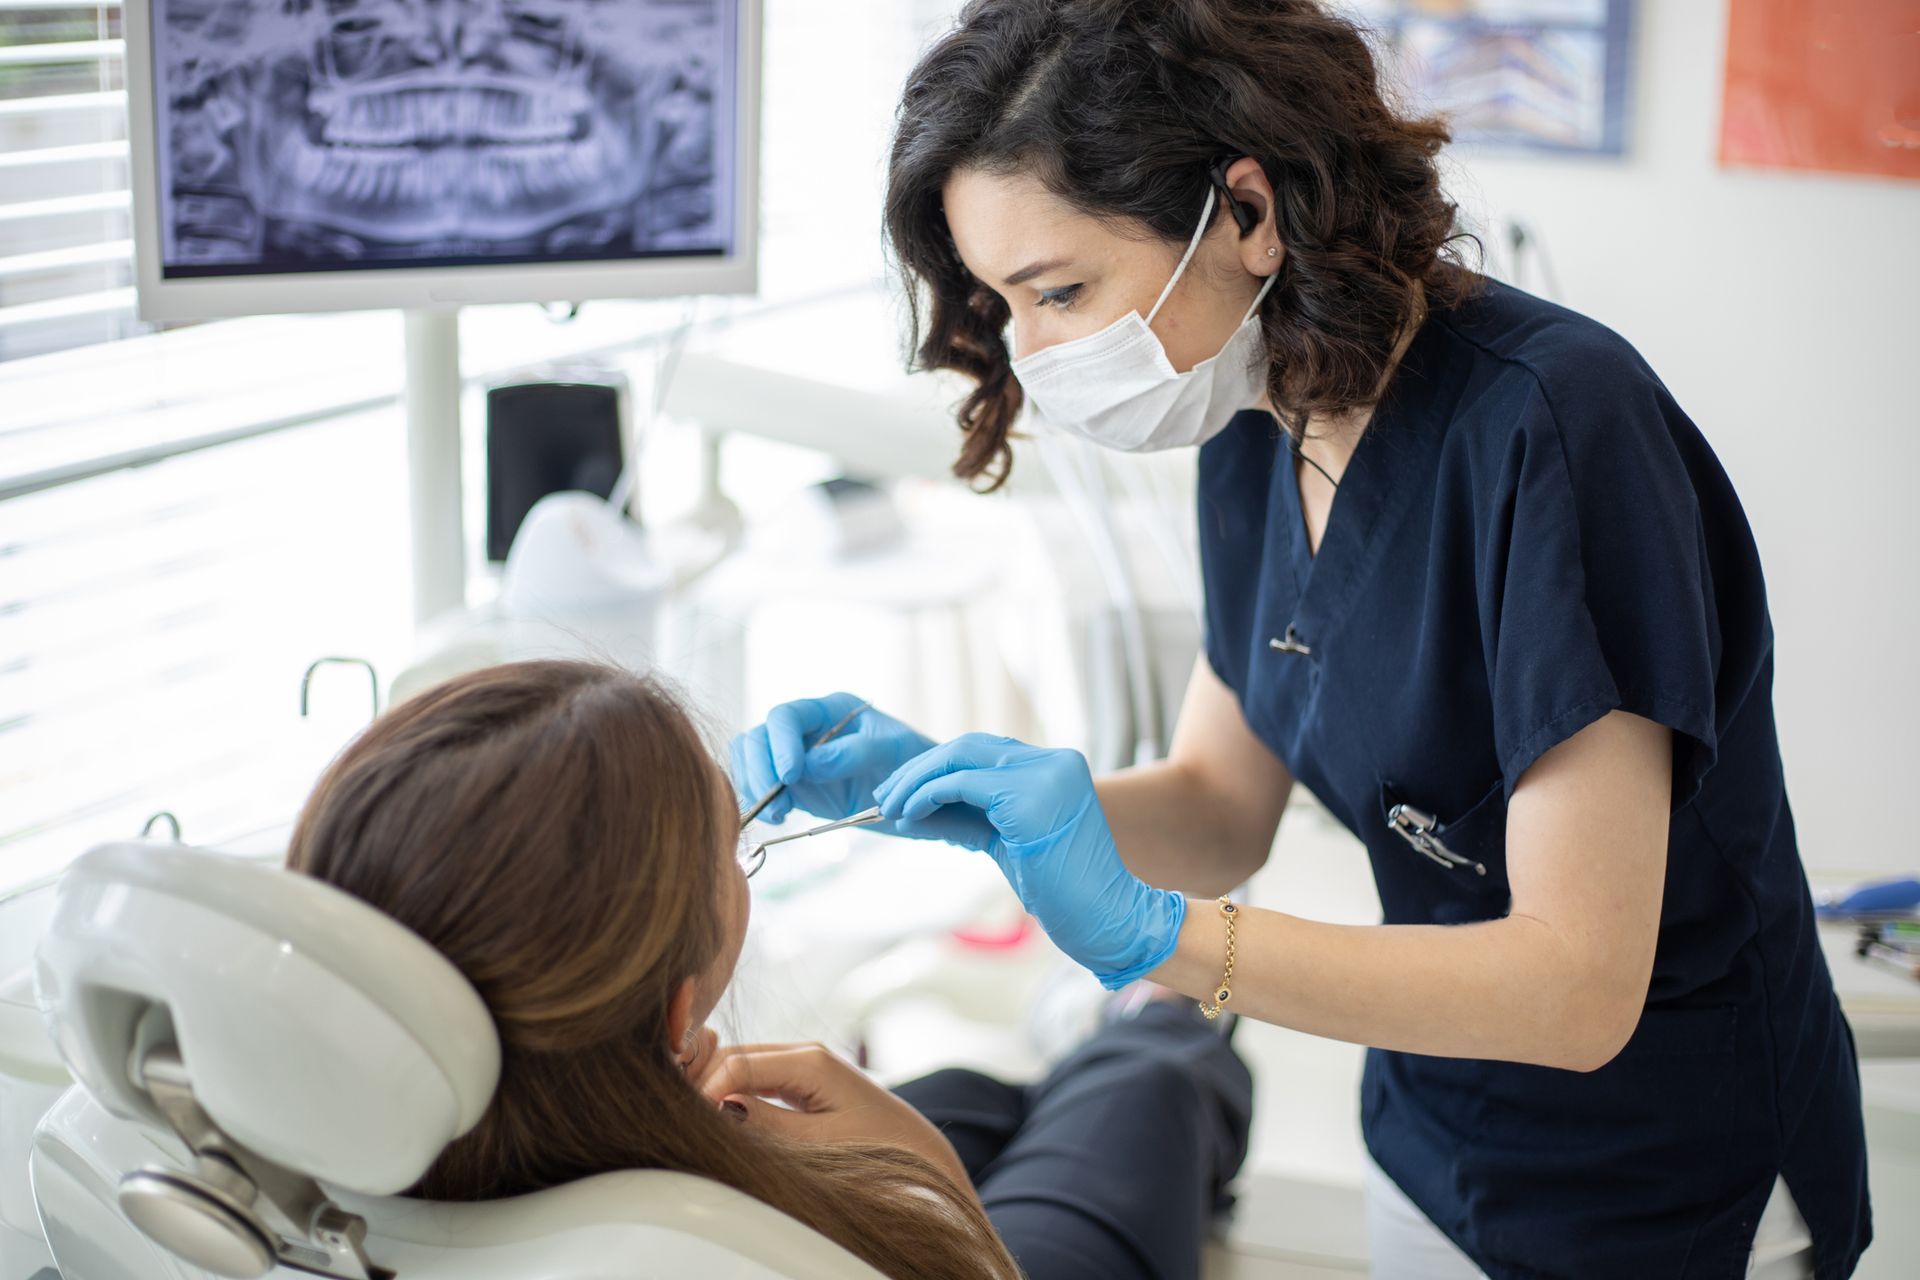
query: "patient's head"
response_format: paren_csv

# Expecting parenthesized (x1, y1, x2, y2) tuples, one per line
(288, 660, 1013, 1280)
(288, 659, 748, 1196)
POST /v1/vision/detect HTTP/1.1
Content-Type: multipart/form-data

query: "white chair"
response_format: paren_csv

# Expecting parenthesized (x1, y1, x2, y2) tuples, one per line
(29, 842, 888, 1280)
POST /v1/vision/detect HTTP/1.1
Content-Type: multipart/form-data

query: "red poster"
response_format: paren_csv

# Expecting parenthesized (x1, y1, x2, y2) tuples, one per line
(1719, 0, 1920, 181)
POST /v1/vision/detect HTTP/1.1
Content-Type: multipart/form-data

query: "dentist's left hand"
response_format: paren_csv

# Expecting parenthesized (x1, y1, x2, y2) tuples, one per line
(874, 735, 1187, 990)
(730, 692, 991, 846)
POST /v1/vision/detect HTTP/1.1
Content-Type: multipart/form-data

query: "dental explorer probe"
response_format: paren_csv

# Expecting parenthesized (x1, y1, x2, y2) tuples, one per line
(746, 806, 887, 865)
(738, 700, 872, 827)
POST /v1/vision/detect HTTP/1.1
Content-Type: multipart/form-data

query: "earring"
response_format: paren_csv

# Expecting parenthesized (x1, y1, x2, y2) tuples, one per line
(1266, 247, 1278, 258)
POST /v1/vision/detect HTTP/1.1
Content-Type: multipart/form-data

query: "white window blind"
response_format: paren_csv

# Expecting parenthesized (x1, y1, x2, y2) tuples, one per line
(0, 398, 422, 891)
(0, 0, 141, 364)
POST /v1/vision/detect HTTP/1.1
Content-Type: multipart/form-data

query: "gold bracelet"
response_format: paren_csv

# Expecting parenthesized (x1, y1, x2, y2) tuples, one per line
(1198, 896, 1238, 1020)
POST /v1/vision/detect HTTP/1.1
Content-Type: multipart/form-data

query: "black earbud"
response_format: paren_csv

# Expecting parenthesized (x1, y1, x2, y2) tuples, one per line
(1207, 156, 1261, 236)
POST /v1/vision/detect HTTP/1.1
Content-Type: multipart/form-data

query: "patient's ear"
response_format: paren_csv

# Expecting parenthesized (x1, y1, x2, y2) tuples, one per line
(667, 977, 697, 1060)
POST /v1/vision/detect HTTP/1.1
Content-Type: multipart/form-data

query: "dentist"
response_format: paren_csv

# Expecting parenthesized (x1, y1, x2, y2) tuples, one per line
(733, 3, 1869, 1276)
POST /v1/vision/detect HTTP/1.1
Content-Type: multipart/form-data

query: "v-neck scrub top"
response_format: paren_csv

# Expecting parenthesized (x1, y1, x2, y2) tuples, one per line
(1198, 280, 1870, 1278)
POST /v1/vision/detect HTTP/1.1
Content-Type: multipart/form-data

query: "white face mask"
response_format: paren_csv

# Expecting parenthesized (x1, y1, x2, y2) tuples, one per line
(1009, 187, 1277, 453)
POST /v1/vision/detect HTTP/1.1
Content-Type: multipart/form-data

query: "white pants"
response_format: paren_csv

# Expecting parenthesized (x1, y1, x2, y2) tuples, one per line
(1363, 1156, 1814, 1279)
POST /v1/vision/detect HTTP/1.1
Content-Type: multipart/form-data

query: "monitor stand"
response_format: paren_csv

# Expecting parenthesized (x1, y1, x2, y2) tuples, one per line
(403, 309, 466, 624)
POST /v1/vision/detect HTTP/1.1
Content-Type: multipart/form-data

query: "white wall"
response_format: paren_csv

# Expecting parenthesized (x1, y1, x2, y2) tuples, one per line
(1440, 2, 1920, 877)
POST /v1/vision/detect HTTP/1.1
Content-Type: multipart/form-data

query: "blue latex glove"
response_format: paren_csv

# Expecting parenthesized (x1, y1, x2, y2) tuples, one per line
(874, 734, 1187, 989)
(729, 693, 990, 846)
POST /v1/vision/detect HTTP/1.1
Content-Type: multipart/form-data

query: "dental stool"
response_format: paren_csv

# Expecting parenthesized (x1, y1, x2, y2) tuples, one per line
(29, 842, 888, 1280)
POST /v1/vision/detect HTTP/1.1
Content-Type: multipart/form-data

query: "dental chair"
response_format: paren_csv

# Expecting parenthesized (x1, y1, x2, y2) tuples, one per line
(28, 842, 888, 1280)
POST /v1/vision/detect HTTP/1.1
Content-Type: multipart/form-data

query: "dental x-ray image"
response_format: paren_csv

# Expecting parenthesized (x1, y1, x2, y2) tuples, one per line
(153, 0, 736, 277)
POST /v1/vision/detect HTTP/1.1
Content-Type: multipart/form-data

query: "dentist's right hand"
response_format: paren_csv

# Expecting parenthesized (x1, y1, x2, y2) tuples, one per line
(873, 735, 1187, 990)
(729, 693, 991, 846)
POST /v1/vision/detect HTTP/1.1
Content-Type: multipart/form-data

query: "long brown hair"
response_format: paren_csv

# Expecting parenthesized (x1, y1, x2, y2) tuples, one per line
(886, 0, 1474, 489)
(287, 660, 1018, 1280)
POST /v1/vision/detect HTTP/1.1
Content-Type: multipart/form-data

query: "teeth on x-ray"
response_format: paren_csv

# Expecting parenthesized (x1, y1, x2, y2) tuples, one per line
(155, 0, 729, 269)
(315, 85, 591, 148)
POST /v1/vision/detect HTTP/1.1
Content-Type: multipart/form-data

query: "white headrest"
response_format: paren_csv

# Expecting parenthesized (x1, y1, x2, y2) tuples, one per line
(33, 843, 501, 1196)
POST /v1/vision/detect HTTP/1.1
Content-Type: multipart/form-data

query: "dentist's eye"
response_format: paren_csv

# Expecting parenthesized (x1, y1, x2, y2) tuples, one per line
(1035, 284, 1084, 309)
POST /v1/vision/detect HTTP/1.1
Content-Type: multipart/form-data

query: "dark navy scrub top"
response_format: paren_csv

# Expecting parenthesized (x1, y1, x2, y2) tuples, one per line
(1198, 280, 1870, 1278)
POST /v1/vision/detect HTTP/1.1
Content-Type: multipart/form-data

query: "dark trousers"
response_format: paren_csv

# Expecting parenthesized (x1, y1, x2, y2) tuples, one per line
(893, 1001, 1254, 1280)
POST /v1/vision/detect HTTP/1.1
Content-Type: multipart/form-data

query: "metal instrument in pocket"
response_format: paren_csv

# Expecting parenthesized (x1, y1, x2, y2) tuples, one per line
(1386, 802, 1487, 876)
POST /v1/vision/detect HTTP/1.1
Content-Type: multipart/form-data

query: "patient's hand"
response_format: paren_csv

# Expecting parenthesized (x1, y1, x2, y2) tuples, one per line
(697, 1042, 974, 1197)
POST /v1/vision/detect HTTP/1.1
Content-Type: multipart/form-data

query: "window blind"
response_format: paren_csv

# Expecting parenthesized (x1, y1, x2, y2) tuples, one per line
(0, 1, 141, 363)
(0, 405, 417, 889)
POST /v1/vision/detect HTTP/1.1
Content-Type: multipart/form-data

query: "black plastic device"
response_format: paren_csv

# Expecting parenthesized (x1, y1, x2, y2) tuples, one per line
(1207, 156, 1262, 235)
(485, 379, 627, 562)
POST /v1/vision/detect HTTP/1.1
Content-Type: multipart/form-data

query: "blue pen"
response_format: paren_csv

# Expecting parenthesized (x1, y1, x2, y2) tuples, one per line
(1817, 876, 1920, 921)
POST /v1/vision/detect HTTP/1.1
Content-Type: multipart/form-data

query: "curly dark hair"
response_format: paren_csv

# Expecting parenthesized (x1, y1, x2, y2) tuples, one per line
(885, 0, 1475, 490)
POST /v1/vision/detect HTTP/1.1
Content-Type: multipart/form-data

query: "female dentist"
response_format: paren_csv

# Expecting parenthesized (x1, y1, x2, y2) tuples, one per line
(732, 2, 1870, 1276)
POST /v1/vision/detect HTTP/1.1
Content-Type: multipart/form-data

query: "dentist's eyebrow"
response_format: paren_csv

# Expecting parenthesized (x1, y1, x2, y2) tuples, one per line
(1003, 258, 1072, 287)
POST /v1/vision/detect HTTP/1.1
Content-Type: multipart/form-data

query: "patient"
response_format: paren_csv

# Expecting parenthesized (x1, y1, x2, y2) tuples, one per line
(287, 660, 1250, 1280)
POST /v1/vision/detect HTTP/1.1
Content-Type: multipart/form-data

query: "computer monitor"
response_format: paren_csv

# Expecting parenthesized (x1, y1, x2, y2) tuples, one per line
(124, 0, 759, 321)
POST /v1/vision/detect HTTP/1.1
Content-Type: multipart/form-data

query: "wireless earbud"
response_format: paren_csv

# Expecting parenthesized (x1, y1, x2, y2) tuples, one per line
(1207, 156, 1262, 236)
